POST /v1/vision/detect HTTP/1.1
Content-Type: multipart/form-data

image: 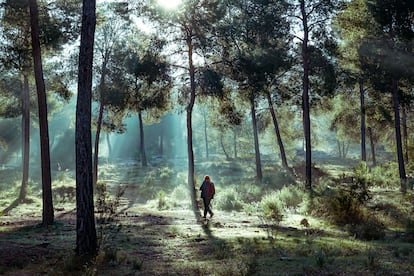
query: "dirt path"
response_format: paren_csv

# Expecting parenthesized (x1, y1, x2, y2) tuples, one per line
(0, 197, 275, 275)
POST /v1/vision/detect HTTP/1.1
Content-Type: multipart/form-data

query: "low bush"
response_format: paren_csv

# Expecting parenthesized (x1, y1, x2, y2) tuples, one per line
(215, 186, 244, 211)
(278, 185, 304, 210)
(262, 171, 296, 189)
(261, 192, 284, 223)
(348, 215, 386, 240)
(327, 190, 364, 225)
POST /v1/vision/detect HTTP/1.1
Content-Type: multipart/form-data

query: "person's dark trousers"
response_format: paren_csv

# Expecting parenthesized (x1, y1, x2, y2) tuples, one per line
(203, 196, 213, 217)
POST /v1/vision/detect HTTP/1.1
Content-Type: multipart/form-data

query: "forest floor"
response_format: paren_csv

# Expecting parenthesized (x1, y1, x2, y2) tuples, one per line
(1, 186, 414, 276)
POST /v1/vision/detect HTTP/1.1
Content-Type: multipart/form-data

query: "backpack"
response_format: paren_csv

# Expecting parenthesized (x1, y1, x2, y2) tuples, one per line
(206, 181, 215, 198)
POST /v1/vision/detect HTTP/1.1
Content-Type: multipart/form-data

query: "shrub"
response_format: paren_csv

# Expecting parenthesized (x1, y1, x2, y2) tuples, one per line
(170, 184, 190, 206)
(349, 216, 386, 240)
(327, 190, 364, 225)
(95, 182, 126, 250)
(236, 183, 262, 203)
(156, 191, 169, 210)
(215, 186, 244, 211)
(405, 219, 414, 243)
(278, 185, 304, 209)
(261, 192, 284, 223)
(262, 171, 296, 189)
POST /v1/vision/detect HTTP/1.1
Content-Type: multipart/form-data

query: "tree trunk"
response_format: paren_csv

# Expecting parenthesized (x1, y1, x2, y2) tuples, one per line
(75, 0, 97, 258)
(402, 105, 408, 163)
(266, 92, 289, 170)
(359, 80, 366, 161)
(29, 0, 54, 225)
(368, 127, 376, 167)
(337, 140, 342, 158)
(251, 97, 262, 182)
(93, 103, 103, 186)
(19, 74, 30, 202)
(203, 110, 209, 159)
(300, 0, 312, 191)
(220, 132, 230, 160)
(93, 53, 109, 185)
(185, 29, 200, 219)
(391, 78, 406, 192)
(138, 111, 147, 167)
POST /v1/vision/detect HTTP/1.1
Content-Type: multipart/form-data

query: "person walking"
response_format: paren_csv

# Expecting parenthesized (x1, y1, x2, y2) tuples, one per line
(200, 175, 215, 219)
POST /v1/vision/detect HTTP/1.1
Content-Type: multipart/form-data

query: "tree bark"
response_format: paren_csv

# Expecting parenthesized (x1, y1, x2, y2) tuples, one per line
(19, 74, 30, 202)
(250, 97, 262, 181)
(368, 127, 376, 167)
(391, 78, 406, 192)
(359, 80, 366, 162)
(185, 28, 200, 219)
(203, 110, 209, 159)
(266, 92, 289, 170)
(29, 0, 54, 225)
(402, 105, 408, 163)
(138, 111, 147, 167)
(93, 103, 103, 186)
(220, 133, 230, 160)
(300, 0, 312, 190)
(75, 0, 97, 257)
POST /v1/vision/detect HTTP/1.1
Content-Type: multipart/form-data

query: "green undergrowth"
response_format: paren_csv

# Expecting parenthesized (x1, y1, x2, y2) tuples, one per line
(0, 161, 414, 275)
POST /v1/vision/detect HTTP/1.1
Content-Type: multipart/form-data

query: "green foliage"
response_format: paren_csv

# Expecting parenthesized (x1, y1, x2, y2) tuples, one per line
(212, 240, 232, 260)
(156, 190, 169, 210)
(364, 247, 379, 269)
(236, 183, 262, 203)
(261, 192, 284, 223)
(405, 219, 414, 243)
(262, 171, 296, 189)
(348, 216, 385, 241)
(327, 189, 364, 225)
(215, 186, 244, 211)
(278, 185, 304, 209)
(96, 182, 126, 250)
(368, 163, 399, 187)
(131, 258, 144, 270)
(170, 184, 189, 202)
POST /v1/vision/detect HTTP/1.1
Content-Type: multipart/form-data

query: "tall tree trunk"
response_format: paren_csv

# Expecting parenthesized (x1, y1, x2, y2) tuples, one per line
(368, 127, 376, 167)
(185, 29, 199, 219)
(359, 80, 366, 162)
(93, 103, 103, 186)
(75, 0, 97, 257)
(138, 111, 147, 167)
(2, 78, 29, 215)
(266, 92, 289, 170)
(93, 55, 108, 186)
(2, 77, 29, 215)
(402, 105, 408, 163)
(20, 74, 30, 201)
(203, 110, 209, 159)
(29, 0, 54, 225)
(300, 0, 312, 190)
(220, 132, 230, 160)
(337, 140, 342, 158)
(391, 78, 406, 192)
(251, 97, 262, 182)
